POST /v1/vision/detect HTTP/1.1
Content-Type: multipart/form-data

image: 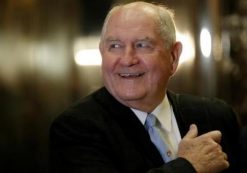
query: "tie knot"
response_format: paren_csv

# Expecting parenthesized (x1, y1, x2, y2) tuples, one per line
(145, 114, 157, 128)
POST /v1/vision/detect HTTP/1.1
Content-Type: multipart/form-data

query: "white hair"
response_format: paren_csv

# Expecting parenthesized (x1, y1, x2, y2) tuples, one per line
(100, 1, 177, 48)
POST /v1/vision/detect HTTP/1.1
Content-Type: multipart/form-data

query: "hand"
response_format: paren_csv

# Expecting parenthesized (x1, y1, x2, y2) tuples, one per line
(177, 124, 229, 173)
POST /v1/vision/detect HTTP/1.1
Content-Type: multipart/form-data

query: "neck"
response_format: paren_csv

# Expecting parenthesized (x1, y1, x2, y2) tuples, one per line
(120, 95, 165, 113)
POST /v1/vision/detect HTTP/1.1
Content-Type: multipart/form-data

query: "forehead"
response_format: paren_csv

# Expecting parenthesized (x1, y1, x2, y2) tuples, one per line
(103, 6, 160, 40)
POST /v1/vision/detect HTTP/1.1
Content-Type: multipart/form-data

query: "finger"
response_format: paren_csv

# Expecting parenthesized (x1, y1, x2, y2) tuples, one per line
(183, 124, 198, 139)
(222, 153, 230, 169)
(224, 153, 228, 161)
(202, 130, 222, 143)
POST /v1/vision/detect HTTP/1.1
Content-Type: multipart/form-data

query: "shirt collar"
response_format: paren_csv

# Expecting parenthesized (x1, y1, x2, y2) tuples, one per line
(152, 95, 172, 132)
(131, 108, 147, 125)
(131, 94, 172, 132)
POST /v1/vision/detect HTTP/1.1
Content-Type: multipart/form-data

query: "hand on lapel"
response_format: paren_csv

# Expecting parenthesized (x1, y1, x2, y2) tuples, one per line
(177, 124, 229, 173)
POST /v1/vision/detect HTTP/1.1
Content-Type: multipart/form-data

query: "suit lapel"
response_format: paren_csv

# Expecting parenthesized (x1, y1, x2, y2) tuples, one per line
(94, 88, 164, 166)
(94, 88, 212, 164)
(167, 91, 211, 137)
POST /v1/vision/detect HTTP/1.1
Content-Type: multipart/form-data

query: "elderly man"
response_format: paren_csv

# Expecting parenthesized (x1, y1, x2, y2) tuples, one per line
(50, 2, 240, 173)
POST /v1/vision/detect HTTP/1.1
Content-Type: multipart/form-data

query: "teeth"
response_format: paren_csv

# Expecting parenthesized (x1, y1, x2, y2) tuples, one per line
(119, 73, 143, 77)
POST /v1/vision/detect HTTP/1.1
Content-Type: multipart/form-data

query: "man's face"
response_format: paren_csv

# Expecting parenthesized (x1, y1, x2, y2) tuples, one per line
(99, 7, 179, 111)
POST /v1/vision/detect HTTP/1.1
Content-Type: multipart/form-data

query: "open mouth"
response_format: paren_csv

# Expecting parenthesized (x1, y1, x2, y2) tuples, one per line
(118, 73, 145, 78)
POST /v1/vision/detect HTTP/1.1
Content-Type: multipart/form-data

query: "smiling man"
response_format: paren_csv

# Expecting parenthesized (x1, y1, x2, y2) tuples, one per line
(99, 4, 180, 113)
(50, 2, 241, 173)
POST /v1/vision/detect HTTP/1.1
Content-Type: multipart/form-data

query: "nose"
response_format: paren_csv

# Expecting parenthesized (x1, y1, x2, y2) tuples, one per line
(120, 46, 139, 66)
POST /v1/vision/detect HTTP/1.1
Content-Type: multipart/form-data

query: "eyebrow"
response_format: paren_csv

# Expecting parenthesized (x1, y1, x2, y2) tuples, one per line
(104, 37, 154, 43)
(105, 37, 121, 43)
(135, 37, 154, 43)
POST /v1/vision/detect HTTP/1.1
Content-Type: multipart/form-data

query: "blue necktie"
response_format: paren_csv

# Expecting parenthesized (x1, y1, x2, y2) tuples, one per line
(145, 114, 172, 162)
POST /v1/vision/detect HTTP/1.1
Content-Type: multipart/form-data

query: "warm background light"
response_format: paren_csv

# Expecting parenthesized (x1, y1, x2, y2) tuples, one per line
(176, 31, 195, 64)
(74, 36, 101, 66)
(75, 49, 101, 66)
(200, 28, 212, 58)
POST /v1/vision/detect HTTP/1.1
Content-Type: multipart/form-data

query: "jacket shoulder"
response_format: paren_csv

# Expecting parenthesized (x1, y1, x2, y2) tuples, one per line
(168, 91, 233, 114)
(51, 88, 111, 130)
(168, 91, 239, 134)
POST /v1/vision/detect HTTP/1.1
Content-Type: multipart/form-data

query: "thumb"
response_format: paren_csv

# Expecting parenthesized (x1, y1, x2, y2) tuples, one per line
(183, 124, 198, 139)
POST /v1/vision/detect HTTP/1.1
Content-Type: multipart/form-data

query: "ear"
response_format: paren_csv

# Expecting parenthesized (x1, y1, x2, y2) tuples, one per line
(99, 40, 103, 53)
(170, 41, 182, 75)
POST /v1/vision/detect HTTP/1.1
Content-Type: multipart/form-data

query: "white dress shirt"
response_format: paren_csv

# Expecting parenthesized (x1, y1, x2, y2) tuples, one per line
(131, 94, 181, 159)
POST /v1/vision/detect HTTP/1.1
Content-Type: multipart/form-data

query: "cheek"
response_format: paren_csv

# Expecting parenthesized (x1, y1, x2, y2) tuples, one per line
(102, 59, 120, 85)
(101, 60, 111, 81)
(147, 59, 172, 80)
(102, 56, 113, 73)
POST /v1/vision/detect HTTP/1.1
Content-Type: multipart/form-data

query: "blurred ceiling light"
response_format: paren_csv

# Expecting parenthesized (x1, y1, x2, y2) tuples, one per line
(200, 28, 212, 58)
(74, 49, 101, 66)
(176, 31, 195, 64)
(74, 36, 101, 66)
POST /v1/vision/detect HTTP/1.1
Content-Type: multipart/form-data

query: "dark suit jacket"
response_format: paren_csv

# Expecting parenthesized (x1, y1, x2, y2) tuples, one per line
(50, 87, 240, 173)
(239, 126, 247, 173)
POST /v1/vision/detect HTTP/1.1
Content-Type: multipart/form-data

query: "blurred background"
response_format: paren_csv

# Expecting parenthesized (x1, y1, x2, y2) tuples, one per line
(0, 0, 246, 172)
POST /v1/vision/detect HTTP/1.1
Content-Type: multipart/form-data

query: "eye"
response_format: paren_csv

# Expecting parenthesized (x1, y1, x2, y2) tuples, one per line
(135, 40, 154, 53)
(135, 41, 152, 49)
(107, 41, 124, 52)
(109, 43, 121, 49)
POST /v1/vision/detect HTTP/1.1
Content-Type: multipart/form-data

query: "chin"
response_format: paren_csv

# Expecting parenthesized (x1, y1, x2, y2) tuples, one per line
(105, 82, 146, 101)
(115, 91, 145, 102)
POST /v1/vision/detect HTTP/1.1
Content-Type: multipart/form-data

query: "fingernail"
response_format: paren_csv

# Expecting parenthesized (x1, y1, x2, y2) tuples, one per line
(190, 124, 195, 129)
